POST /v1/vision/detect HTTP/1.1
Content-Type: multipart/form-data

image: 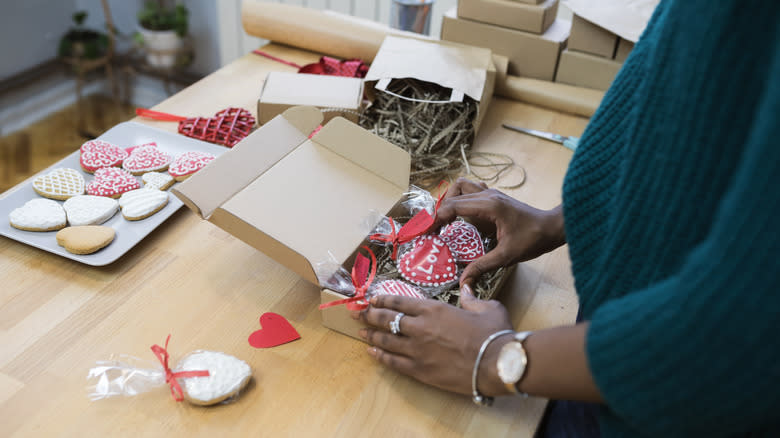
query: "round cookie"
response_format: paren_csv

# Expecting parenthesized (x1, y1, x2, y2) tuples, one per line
(32, 168, 85, 200)
(63, 195, 119, 226)
(122, 145, 172, 175)
(79, 140, 129, 173)
(56, 225, 115, 254)
(176, 350, 252, 406)
(9, 198, 67, 232)
(141, 171, 175, 191)
(169, 151, 216, 181)
(118, 188, 169, 220)
(86, 167, 141, 198)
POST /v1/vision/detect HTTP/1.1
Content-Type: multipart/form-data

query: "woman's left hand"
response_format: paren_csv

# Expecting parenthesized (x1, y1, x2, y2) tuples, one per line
(352, 284, 514, 397)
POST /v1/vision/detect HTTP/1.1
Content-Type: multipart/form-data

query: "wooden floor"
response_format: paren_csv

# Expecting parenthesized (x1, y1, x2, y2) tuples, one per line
(0, 94, 137, 193)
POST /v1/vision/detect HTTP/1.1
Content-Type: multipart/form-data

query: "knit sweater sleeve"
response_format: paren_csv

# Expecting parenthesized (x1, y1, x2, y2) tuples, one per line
(585, 36, 780, 437)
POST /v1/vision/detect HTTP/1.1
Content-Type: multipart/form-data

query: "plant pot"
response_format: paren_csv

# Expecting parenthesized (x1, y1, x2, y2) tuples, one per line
(138, 27, 183, 69)
(59, 29, 109, 60)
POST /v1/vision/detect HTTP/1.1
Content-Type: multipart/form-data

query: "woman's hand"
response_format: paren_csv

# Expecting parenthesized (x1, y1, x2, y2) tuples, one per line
(434, 178, 567, 286)
(353, 284, 514, 397)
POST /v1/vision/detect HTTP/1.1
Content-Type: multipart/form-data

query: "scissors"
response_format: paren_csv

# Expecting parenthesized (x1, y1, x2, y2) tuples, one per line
(502, 123, 580, 151)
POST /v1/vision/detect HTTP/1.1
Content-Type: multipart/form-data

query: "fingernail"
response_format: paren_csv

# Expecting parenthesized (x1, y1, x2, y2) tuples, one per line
(358, 329, 368, 339)
(366, 347, 377, 357)
(461, 284, 473, 296)
(350, 311, 359, 320)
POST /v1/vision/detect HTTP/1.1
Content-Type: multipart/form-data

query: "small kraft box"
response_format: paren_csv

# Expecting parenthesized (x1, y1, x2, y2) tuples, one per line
(441, 8, 569, 81)
(568, 13, 619, 59)
(458, 0, 559, 34)
(555, 49, 623, 91)
(257, 72, 363, 125)
(614, 38, 634, 62)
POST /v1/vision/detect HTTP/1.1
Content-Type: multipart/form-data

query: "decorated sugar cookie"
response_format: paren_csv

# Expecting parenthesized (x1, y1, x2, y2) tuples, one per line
(141, 171, 174, 191)
(119, 188, 169, 220)
(398, 235, 458, 288)
(56, 225, 115, 254)
(373, 280, 427, 300)
(86, 167, 141, 198)
(122, 145, 173, 175)
(177, 350, 252, 406)
(439, 220, 485, 263)
(168, 151, 216, 181)
(63, 195, 119, 226)
(32, 168, 85, 200)
(9, 198, 67, 232)
(124, 141, 156, 155)
(79, 140, 129, 173)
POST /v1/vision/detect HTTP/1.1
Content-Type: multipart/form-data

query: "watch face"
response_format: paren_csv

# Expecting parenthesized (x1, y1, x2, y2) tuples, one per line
(497, 342, 527, 384)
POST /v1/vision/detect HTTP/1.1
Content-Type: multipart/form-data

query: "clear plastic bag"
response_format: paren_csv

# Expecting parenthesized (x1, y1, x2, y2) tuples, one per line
(87, 354, 166, 401)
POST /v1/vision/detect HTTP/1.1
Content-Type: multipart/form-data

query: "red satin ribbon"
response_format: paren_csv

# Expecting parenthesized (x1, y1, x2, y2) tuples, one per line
(319, 246, 377, 311)
(150, 335, 210, 402)
(252, 50, 369, 78)
(135, 108, 188, 122)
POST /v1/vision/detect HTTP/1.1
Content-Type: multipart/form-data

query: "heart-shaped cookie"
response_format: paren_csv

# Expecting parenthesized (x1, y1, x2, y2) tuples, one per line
(141, 171, 174, 190)
(168, 151, 216, 181)
(372, 280, 427, 300)
(79, 140, 129, 173)
(32, 168, 85, 200)
(176, 350, 252, 406)
(248, 312, 301, 349)
(63, 195, 119, 226)
(398, 235, 458, 288)
(178, 107, 255, 148)
(439, 220, 485, 263)
(9, 198, 67, 231)
(124, 141, 156, 156)
(86, 167, 140, 198)
(118, 188, 169, 220)
(56, 225, 115, 254)
(122, 145, 173, 175)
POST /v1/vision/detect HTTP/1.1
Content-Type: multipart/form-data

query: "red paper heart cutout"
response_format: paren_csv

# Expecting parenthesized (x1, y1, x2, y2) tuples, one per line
(248, 312, 301, 348)
(439, 220, 485, 263)
(398, 235, 458, 288)
(178, 107, 255, 148)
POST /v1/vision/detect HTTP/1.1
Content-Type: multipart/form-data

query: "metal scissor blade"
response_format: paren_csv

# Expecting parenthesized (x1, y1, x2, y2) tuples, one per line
(502, 124, 566, 144)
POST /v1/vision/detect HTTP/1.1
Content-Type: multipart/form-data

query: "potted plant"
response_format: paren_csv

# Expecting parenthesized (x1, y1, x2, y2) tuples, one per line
(59, 11, 110, 61)
(136, 0, 189, 69)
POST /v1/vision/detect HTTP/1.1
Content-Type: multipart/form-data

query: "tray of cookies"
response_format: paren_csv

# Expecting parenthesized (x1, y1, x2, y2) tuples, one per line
(0, 121, 229, 266)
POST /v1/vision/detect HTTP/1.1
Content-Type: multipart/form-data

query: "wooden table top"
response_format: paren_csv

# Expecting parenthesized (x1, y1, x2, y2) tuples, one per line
(0, 43, 587, 437)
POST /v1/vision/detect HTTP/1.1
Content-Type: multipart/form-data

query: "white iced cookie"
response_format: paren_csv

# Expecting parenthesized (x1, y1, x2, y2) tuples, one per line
(176, 351, 252, 406)
(118, 188, 169, 221)
(141, 172, 174, 191)
(9, 199, 67, 231)
(32, 168, 86, 200)
(63, 195, 119, 226)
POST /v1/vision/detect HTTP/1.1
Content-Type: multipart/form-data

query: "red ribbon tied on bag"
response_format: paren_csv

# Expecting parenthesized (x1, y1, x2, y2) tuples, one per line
(150, 335, 210, 402)
(319, 246, 377, 311)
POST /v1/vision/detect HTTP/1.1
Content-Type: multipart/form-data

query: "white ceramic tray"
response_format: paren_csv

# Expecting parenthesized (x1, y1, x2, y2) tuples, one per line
(0, 121, 228, 266)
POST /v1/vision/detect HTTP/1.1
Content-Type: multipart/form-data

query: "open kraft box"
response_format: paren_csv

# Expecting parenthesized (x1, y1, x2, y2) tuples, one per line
(172, 106, 513, 341)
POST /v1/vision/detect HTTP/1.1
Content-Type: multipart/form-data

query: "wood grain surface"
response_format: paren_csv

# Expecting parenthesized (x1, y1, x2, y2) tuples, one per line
(0, 43, 588, 437)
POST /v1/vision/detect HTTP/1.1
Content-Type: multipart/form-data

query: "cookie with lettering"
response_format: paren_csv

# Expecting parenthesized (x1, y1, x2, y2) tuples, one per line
(168, 151, 216, 181)
(397, 235, 458, 288)
(122, 145, 172, 175)
(56, 225, 115, 254)
(141, 171, 174, 191)
(32, 168, 86, 200)
(63, 195, 119, 226)
(9, 198, 67, 232)
(79, 140, 129, 173)
(118, 188, 169, 220)
(176, 350, 252, 406)
(86, 167, 141, 198)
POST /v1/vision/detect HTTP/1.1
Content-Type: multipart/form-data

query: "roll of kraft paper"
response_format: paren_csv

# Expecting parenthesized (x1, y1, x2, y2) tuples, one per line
(242, 1, 603, 117)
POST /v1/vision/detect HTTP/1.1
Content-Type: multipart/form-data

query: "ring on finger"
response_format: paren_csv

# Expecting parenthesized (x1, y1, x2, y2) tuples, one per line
(389, 312, 405, 335)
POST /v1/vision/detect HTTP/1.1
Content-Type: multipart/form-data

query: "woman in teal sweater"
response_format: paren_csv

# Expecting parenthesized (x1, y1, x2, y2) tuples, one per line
(353, 0, 780, 436)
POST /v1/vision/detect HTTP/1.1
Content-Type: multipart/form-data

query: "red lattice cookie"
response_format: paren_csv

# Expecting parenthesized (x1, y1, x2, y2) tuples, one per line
(86, 167, 141, 198)
(178, 108, 255, 148)
(373, 280, 426, 300)
(169, 151, 216, 181)
(439, 220, 485, 263)
(398, 235, 458, 288)
(80, 140, 129, 173)
(122, 145, 172, 175)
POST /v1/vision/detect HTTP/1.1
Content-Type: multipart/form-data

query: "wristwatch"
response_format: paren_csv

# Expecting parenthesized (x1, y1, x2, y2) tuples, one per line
(496, 331, 532, 395)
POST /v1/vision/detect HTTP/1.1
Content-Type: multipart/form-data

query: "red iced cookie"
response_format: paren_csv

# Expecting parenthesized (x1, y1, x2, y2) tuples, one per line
(124, 142, 157, 155)
(86, 167, 141, 198)
(373, 280, 426, 300)
(122, 145, 172, 175)
(398, 235, 458, 288)
(79, 140, 129, 173)
(439, 220, 485, 263)
(168, 151, 216, 181)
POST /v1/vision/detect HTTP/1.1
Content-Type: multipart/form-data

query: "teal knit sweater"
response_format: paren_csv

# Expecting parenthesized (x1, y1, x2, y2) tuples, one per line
(561, 1, 780, 436)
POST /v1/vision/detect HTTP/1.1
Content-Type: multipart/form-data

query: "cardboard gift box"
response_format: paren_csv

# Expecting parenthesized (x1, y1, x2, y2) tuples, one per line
(614, 38, 634, 63)
(568, 13, 619, 59)
(257, 72, 363, 125)
(555, 49, 622, 91)
(441, 8, 569, 81)
(457, 0, 559, 34)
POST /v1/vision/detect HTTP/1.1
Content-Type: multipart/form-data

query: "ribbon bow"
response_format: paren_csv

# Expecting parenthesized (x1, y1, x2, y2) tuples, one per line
(150, 335, 210, 402)
(319, 246, 377, 311)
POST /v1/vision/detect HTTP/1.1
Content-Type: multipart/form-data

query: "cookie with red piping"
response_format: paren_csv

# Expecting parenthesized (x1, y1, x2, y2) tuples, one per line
(124, 142, 156, 156)
(122, 145, 172, 175)
(168, 151, 216, 181)
(397, 235, 458, 288)
(439, 220, 485, 263)
(79, 140, 129, 173)
(86, 167, 141, 198)
(372, 280, 427, 300)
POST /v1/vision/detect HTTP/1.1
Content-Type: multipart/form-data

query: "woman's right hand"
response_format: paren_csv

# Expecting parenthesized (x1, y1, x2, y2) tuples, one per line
(433, 178, 567, 287)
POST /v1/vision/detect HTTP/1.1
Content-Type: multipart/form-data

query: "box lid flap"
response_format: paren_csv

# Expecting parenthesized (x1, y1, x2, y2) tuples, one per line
(260, 72, 363, 109)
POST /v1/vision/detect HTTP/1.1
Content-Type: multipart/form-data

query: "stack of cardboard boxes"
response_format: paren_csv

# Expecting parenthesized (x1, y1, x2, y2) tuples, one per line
(440, 0, 570, 82)
(554, 13, 633, 90)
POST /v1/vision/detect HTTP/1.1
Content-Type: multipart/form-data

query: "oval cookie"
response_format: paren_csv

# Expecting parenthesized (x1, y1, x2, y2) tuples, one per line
(169, 151, 216, 181)
(86, 167, 141, 198)
(56, 225, 115, 255)
(118, 188, 169, 220)
(9, 199, 67, 232)
(79, 140, 129, 173)
(63, 195, 119, 226)
(176, 350, 252, 406)
(32, 168, 86, 200)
